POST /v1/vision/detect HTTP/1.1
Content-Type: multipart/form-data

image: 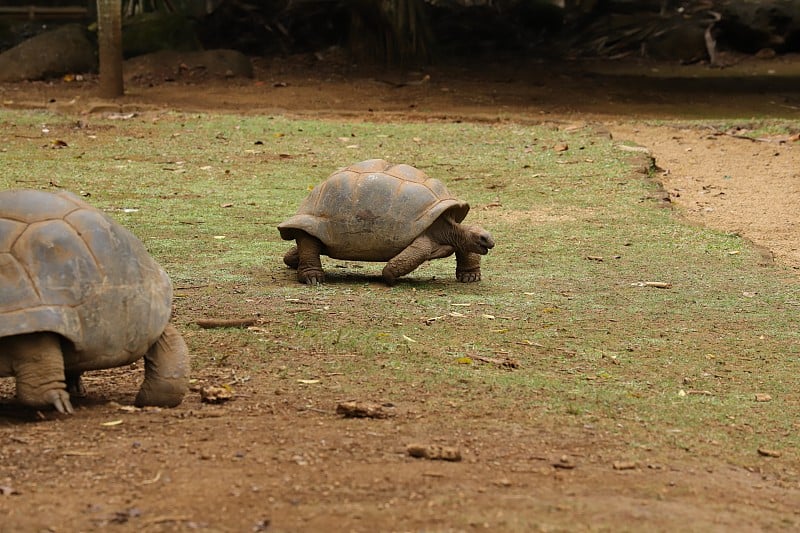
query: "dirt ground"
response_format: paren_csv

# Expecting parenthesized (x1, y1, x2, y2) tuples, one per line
(1, 52, 800, 532)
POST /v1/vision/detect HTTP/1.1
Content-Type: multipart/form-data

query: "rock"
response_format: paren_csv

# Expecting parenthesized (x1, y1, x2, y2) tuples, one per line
(406, 443, 462, 461)
(0, 24, 96, 82)
(336, 401, 391, 419)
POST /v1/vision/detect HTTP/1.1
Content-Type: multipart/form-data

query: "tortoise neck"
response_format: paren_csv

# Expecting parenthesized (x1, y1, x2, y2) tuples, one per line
(432, 216, 467, 248)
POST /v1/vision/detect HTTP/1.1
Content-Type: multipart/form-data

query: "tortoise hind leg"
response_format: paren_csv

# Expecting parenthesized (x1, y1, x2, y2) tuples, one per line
(295, 233, 325, 285)
(134, 324, 190, 408)
(3, 332, 73, 414)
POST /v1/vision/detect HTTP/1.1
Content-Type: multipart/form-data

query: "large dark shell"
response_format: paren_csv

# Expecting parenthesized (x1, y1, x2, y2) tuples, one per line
(0, 190, 172, 371)
(277, 159, 470, 261)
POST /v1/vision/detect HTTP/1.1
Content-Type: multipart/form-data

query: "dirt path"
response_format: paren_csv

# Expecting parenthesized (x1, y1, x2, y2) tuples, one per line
(607, 123, 800, 267)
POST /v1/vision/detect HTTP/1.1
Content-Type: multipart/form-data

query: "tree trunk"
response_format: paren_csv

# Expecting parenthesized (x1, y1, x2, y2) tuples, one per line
(96, 0, 123, 98)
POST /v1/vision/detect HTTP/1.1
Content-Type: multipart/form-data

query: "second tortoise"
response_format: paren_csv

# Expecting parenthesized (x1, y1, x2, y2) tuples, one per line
(278, 159, 495, 285)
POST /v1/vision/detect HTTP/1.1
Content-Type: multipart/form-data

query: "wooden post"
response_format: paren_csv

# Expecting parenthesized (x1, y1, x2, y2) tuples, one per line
(96, 0, 123, 98)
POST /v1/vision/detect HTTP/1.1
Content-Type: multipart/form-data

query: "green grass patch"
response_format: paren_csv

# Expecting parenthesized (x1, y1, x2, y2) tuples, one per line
(2, 109, 798, 464)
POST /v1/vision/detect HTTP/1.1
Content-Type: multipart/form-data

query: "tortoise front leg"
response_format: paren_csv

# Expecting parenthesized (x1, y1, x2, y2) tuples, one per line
(134, 324, 190, 408)
(455, 250, 482, 282)
(3, 332, 73, 414)
(383, 235, 436, 285)
(296, 232, 325, 285)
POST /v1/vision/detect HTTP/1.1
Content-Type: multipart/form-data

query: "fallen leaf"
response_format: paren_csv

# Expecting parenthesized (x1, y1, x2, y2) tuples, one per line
(456, 357, 473, 364)
(553, 143, 569, 152)
(200, 385, 233, 403)
(402, 335, 417, 343)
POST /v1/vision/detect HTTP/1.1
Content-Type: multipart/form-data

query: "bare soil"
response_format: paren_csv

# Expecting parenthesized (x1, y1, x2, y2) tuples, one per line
(1, 53, 800, 532)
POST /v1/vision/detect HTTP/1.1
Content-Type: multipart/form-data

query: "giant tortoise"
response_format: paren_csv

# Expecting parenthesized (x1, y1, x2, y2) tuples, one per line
(278, 159, 495, 285)
(0, 189, 189, 413)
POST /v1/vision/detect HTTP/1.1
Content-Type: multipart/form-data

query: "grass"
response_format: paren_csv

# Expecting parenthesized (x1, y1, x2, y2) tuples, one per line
(1, 109, 798, 465)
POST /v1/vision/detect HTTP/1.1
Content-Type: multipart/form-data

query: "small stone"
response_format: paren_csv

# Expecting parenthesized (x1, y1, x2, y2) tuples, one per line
(613, 461, 638, 470)
(754, 393, 772, 402)
(406, 443, 462, 461)
(757, 447, 781, 458)
(336, 401, 390, 419)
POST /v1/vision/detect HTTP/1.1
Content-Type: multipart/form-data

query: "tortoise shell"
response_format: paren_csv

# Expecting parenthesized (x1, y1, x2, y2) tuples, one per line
(0, 189, 173, 371)
(277, 159, 470, 261)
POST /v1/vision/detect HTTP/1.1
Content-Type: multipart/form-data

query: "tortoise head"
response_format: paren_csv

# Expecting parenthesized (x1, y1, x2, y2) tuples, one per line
(464, 225, 495, 255)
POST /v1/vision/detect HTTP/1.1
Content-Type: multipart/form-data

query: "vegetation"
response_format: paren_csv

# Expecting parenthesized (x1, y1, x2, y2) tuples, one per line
(1, 109, 798, 465)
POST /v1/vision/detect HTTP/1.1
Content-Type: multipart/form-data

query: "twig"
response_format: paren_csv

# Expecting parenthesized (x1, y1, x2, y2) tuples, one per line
(195, 318, 256, 329)
(473, 355, 519, 369)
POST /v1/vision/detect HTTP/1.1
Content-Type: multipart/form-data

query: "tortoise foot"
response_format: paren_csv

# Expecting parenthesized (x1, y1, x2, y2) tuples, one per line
(43, 389, 74, 414)
(135, 324, 189, 408)
(135, 378, 187, 408)
(456, 269, 482, 283)
(298, 269, 325, 285)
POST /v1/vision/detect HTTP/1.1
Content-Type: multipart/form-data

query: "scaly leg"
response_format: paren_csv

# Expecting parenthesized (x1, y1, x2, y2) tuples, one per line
(383, 236, 434, 285)
(455, 250, 482, 282)
(3, 333, 73, 414)
(134, 324, 190, 408)
(296, 233, 325, 285)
